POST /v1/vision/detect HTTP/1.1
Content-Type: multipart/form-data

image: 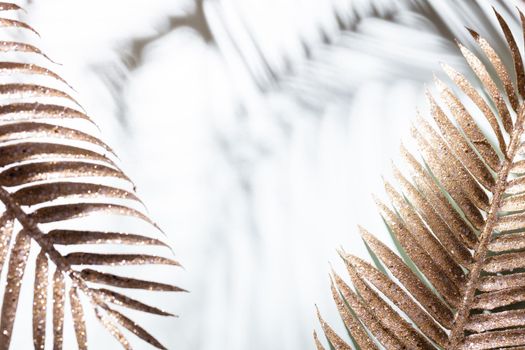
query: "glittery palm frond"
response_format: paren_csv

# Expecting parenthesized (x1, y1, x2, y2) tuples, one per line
(316, 8, 525, 350)
(0, 3, 183, 349)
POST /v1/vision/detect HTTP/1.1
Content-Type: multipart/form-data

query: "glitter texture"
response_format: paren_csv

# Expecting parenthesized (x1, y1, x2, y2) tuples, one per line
(0, 122, 113, 151)
(458, 43, 513, 133)
(434, 77, 501, 171)
(0, 161, 129, 187)
(442, 63, 507, 155)
(317, 8, 525, 350)
(0, 3, 182, 349)
(32, 251, 48, 350)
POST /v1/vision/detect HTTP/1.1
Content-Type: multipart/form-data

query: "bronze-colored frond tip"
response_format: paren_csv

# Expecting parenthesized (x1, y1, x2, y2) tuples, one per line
(466, 27, 480, 40)
(315, 305, 352, 350)
(0, 3, 22, 12)
(313, 331, 326, 350)
(0, 2, 182, 349)
(316, 7, 525, 350)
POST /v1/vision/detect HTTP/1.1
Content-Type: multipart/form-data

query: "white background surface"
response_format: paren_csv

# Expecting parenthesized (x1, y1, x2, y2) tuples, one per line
(3, 0, 523, 348)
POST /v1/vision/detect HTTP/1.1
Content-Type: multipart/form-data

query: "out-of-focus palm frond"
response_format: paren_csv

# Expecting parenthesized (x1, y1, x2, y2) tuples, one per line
(205, 0, 520, 110)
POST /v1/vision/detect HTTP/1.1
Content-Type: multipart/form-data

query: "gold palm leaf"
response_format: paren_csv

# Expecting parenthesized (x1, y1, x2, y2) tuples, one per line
(0, 3, 183, 349)
(316, 7, 525, 350)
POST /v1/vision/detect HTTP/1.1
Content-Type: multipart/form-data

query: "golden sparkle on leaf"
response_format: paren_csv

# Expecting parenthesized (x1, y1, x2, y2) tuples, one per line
(0, 2, 183, 349)
(317, 7, 525, 350)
